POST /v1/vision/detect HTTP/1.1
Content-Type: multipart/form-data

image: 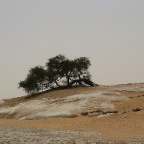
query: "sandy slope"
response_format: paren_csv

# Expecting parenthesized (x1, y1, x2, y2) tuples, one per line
(0, 83, 144, 143)
(0, 111, 144, 143)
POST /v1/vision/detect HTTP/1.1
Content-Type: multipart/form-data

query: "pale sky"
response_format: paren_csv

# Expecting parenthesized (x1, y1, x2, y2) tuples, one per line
(0, 0, 144, 99)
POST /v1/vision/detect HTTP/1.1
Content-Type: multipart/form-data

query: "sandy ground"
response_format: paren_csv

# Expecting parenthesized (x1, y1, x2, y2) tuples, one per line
(0, 125, 103, 144)
(0, 83, 144, 143)
(0, 111, 144, 143)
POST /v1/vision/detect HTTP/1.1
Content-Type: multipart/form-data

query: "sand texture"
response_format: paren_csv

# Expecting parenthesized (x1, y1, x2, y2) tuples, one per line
(0, 83, 144, 143)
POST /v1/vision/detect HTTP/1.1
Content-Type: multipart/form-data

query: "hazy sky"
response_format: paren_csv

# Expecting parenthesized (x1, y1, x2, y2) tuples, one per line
(0, 0, 144, 99)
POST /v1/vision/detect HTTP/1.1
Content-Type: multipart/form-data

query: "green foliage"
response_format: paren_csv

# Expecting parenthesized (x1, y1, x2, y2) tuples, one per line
(73, 57, 91, 80)
(19, 66, 46, 94)
(19, 76, 39, 94)
(46, 54, 67, 86)
(19, 55, 94, 94)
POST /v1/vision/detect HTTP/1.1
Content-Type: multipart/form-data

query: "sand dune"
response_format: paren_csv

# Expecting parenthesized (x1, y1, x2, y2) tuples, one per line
(0, 83, 144, 143)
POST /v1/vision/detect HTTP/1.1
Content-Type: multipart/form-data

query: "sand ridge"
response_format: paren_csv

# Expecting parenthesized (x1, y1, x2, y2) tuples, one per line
(0, 83, 144, 143)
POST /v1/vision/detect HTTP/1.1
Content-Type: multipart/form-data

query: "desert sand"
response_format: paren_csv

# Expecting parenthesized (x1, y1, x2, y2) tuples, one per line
(0, 83, 144, 143)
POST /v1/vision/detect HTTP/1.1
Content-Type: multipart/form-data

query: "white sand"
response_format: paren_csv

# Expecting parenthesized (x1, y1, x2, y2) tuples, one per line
(0, 91, 128, 119)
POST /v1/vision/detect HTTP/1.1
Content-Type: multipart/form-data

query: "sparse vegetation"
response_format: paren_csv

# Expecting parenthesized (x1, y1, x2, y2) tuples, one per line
(19, 54, 97, 94)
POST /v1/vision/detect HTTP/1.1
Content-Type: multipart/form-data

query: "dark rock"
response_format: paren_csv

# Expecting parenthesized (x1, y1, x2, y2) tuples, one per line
(81, 112, 89, 116)
(133, 108, 143, 112)
(102, 110, 118, 114)
(90, 109, 103, 113)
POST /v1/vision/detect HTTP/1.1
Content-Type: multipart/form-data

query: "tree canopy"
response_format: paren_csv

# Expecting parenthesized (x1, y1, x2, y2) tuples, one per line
(19, 55, 97, 94)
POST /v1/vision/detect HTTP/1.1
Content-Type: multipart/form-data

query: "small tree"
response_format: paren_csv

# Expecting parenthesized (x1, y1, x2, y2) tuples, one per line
(19, 66, 47, 94)
(73, 57, 91, 80)
(46, 54, 67, 87)
(19, 55, 97, 94)
(19, 75, 39, 94)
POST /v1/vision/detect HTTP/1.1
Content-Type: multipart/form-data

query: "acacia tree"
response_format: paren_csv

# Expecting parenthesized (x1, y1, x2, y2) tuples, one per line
(19, 66, 47, 94)
(60, 57, 91, 87)
(60, 59, 75, 86)
(46, 54, 67, 87)
(73, 57, 91, 80)
(19, 76, 38, 94)
(19, 55, 97, 94)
